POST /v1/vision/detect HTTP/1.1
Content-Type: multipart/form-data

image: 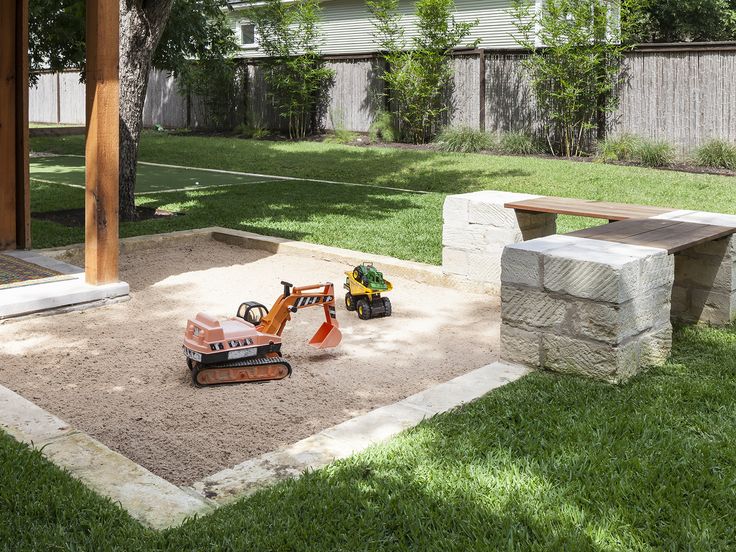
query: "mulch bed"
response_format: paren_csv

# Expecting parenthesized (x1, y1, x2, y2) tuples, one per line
(33, 207, 182, 227)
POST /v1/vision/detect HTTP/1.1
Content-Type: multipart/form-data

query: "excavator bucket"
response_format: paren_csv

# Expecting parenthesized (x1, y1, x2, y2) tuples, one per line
(309, 321, 342, 349)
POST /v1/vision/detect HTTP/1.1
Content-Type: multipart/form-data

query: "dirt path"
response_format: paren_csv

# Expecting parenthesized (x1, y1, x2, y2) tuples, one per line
(0, 237, 499, 485)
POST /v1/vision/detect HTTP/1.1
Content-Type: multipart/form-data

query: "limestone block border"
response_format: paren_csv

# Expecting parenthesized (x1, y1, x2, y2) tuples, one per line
(3, 229, 525, 529)
(0, 362, 528, 529)
(43, 227, 497, 296)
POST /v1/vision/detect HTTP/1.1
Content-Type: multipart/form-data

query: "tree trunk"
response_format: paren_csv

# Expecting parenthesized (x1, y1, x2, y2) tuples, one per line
(119, 0, 173, 221)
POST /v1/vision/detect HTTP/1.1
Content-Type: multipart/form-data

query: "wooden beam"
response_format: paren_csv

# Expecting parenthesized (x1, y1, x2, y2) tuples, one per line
(15, 0, 31, 249)
(85, 0, 120, 285)
(0, 2, 18, 250)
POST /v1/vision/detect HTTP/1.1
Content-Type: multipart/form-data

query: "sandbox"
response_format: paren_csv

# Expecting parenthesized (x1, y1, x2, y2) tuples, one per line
(0, 235, 499, 485)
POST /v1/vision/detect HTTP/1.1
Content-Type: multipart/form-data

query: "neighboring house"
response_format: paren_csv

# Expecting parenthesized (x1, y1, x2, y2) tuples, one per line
(226, 0, 538, 58)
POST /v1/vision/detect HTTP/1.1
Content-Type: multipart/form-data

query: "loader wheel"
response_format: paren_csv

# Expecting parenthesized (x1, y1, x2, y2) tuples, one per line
(357, 298, 372, 320)
(382, 297, 392, 317)
(345, 292, 357, 311)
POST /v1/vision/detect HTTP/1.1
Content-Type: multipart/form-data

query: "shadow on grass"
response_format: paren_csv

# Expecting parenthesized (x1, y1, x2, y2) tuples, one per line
(3, 325, 734, 550)
(32, 132, 536, 195)
(30, 176, 444, 264)
(164, 324, 734, 550)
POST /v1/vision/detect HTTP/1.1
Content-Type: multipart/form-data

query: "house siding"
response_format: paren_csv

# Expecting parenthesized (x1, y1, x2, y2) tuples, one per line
(231, 0, 526, 57)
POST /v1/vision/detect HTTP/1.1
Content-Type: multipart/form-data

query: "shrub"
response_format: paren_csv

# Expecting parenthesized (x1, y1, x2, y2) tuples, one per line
(248, 0, 334, 139)
(597, 133, 641, 162)
(325, 129, 358, 144)
(233, 122, 270, 140)
(635, 139, 676, 167)
(368, 111, 396, 143)
(368, 0, 478, 144)
(694, 139, 736, 170)
(511, 0, 627, 157)
(497, 131, 540, 155)
(178, 59, 244, 131)
(434, 127, 494, 153)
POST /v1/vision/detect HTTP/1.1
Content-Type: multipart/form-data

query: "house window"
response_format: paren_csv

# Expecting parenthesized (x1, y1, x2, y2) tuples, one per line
(241, 23, 256, 47)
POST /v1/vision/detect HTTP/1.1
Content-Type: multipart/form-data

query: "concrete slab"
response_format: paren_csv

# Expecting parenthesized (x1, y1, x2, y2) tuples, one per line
(3, 250, 83, 275)
(0, 273, 129, 319)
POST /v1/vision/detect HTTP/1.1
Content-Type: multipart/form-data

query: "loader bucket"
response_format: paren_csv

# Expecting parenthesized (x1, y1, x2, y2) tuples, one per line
(309, 322, 342, 349)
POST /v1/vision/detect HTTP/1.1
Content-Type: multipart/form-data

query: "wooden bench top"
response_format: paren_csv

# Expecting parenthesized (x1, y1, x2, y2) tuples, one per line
(566, 218, 736, 254)
(505, 197, 675, 221)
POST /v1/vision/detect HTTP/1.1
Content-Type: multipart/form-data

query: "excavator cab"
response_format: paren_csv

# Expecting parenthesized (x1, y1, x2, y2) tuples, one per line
(236, 301, 269, 326)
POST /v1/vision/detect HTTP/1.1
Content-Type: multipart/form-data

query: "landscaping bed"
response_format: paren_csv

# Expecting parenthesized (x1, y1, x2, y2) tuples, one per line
(0, 236, 497, 485)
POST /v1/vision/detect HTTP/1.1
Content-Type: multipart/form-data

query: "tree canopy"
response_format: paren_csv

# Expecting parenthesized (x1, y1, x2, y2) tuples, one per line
(29, 0, 236, 84)
(622, 0, 736, 43)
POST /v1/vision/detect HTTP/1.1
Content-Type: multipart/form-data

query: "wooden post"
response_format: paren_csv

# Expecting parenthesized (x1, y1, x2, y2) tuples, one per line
(0, 2, 18, 250)
(16, 0, 31, 249)
(85, 0, 120, 285)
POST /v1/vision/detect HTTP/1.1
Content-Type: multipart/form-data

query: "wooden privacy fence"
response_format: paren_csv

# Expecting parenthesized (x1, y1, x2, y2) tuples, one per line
(29, 42, 736, 154)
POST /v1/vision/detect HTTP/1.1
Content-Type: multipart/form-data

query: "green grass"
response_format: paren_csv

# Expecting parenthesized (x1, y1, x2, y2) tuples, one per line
(29, 132, 736, 264)
(31, 155, 280, 192)
(6, 133, 736, 548)
(3, 323, 735, 550)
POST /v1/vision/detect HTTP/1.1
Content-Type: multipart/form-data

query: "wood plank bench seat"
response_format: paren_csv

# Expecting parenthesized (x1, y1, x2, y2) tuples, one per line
(504, 196, 675, 221)
(566, 218, 736, 254)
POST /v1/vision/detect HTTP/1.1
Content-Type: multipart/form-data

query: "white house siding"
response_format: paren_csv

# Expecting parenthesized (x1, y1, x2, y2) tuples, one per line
(231, 0, 526, 58)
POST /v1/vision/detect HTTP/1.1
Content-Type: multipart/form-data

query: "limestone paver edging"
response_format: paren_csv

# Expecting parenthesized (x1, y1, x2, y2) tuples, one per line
(2, 229, 526, 529)
(0, 362, 528, 529)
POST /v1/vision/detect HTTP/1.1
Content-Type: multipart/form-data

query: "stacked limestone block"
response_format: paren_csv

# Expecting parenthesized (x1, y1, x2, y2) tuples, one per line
(500, 235, 675, 383)
(442, 191, 557, 291)
(652, 210, 736, 325)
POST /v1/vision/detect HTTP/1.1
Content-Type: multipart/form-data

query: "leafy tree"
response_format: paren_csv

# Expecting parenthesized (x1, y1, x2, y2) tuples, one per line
(511, 0, 627, 157)
(246, 0, 334, 139)
(367, 0, 477, 144)
(622, 0, 736, 43)
(28, 0, 237, 221)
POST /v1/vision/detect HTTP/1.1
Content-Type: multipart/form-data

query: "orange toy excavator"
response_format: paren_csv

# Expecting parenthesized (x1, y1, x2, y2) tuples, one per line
(183, 282, 342, 387)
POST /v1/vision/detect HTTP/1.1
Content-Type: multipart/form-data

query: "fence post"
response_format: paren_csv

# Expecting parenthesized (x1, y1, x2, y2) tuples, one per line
(478, 49, 486, 132)
(56, 72, 61, 124)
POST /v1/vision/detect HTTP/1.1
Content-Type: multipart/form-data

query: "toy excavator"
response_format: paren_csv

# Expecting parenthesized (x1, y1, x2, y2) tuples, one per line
(183, 282, 342, 387)
(344, 263, 393, 320)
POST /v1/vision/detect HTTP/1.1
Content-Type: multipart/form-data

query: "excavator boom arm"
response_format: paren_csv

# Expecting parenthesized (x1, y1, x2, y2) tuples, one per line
(257, 282, 341, 349)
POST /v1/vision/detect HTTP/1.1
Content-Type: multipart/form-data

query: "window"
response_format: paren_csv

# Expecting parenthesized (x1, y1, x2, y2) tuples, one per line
(241, 23, 256, 47)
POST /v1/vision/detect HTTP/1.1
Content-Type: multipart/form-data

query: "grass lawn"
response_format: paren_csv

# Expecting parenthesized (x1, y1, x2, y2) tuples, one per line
(2, 323, 735, 550)
(3, 133, 733, 549)
(29, 132, 736, 265)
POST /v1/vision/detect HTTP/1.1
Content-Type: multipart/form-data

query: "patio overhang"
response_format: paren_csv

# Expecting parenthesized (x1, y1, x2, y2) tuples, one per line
(1, 0, 121, 284)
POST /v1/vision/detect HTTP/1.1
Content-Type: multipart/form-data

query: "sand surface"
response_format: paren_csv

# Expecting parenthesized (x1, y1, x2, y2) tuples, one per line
(0, 237, 499, 485)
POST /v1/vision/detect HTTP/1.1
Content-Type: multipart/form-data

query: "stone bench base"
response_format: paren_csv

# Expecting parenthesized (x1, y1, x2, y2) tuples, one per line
(500, 235, 674, 383)
(653, 211, 736, 325)
(442, 191, 556, 291)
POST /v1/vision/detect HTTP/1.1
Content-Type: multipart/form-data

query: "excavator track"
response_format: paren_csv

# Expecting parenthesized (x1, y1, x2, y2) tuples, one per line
(190, 355, 292, 387)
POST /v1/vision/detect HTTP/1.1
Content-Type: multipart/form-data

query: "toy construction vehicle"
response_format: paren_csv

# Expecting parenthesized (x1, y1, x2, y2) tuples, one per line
(183, 282, 342, 387)
(344, 263, 393, 320)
